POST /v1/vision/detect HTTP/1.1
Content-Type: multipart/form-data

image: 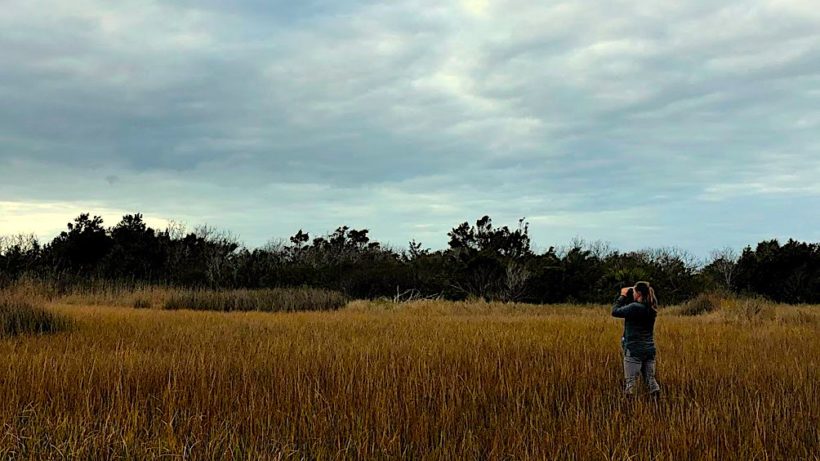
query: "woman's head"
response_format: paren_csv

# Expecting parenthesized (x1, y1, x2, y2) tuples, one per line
(634, 281, 658, 311)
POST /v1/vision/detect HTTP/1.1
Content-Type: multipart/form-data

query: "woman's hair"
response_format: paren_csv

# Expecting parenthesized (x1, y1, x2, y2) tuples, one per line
(634, 281, 658, 311)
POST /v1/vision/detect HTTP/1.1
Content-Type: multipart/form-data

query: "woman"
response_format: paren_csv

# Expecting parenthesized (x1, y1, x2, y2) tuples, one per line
(612, 281, 660, 397)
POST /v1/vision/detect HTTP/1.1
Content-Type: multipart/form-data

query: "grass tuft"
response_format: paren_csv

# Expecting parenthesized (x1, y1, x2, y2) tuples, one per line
(0, 296, 72, 337)
(132, 298, 152, 309)
(676, 292, 724, 316)
(720, 296, 775, 322)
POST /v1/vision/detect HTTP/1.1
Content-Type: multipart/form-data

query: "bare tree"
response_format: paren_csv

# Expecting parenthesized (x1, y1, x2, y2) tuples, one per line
(502, 260, 531, 302)
(708, 247, 738, 290)
(165, 220, 188, 240)
(194, 225, 240, 287)
(558, 237, 613, 259)
(0, 233, 38, 255)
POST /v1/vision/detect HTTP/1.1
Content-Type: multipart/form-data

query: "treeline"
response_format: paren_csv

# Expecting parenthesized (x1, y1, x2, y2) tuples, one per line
(1, 213, 818, 304)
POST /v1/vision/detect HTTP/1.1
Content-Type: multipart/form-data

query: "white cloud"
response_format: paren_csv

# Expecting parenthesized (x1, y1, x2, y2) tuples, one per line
(0, 0, 818, 255)
(0, 201, 170, 240)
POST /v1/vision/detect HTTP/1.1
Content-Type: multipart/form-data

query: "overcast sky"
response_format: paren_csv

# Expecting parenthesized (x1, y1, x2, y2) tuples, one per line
(1, 0, 818, 257)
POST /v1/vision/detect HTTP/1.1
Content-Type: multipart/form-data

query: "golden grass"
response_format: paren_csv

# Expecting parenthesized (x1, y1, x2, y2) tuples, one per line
(676, 292, 723, 316)
(163, 288, 346, 312)
(0, 298, 818, 459)
(1, 279, 346, 313)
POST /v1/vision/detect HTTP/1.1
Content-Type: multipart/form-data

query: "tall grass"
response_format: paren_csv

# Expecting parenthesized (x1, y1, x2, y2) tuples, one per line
(676, 292, 724, 316)
(1, 278, 347, 313)
(0, 298, 817, 459)
(669, 291, 784, 323)
(1, 276, 168, 306)
(162, 288, 347, 312)
(0, 296, 72, 337)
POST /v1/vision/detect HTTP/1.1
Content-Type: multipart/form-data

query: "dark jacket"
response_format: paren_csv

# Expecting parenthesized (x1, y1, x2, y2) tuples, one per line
(612, 295, 657, 360)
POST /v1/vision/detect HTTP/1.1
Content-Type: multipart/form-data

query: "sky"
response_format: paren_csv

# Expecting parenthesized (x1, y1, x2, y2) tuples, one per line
(1, 0, 818, 258)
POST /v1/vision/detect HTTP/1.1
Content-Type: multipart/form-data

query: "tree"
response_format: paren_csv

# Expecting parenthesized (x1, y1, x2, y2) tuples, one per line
(734, 239, 820, 303)
(445, 216, 532, 300)
(46, 214, 112, 275)
(0, 234, 41, 282)
(105, 214, 164, 281)
(558, 243, 607, 303)
(702, 247, 738, 291)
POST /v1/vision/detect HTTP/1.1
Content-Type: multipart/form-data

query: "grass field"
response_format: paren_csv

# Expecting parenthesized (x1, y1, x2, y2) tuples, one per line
(0, 294, 818, 460)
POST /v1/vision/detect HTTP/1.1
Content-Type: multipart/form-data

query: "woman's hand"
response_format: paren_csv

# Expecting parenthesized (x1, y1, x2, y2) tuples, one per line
(620, 287, 633, 297)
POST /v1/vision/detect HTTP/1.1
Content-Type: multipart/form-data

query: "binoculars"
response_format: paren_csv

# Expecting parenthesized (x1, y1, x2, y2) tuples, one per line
(621, 287, 635, 301)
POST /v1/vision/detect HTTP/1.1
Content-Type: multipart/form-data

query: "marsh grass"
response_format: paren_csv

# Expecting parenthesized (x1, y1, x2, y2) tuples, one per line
(0, 296, 72, 337)
(675, 292, 724, 316)
(162, 288, 347, 312)
(719, 296, 776, 322)
(1, 278, 347, 313)
(0, 296, 817, 459)
(132, 298, 152, 309)
(666, 292, 788, 326)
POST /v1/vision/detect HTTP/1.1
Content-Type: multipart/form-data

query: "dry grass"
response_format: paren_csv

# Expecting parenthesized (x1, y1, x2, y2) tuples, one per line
(0, 295, 817, 459)
(1, 278, 346, 313)
(0, 295, 72, 337)
(667, 292, 809, 325)
(675, 292, 724, 316)
(163, 288, 346, 312)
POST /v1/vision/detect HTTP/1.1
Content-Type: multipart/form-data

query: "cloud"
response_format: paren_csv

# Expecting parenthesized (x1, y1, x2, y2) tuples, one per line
(0, 0, 818, 256)
(0, 200, 170, 239)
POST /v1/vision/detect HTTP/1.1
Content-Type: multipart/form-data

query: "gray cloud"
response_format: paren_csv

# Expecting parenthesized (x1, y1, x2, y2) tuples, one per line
(1, 0, 819, 256)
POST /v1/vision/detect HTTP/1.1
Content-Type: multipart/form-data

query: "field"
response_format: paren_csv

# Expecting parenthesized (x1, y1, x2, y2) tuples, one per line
(0, 292, 818, 460)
